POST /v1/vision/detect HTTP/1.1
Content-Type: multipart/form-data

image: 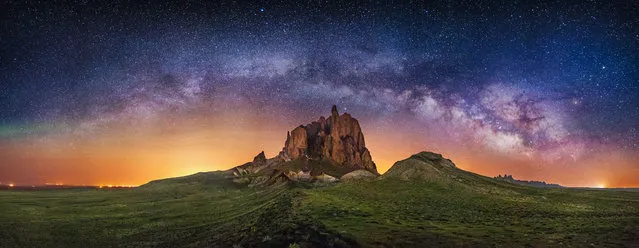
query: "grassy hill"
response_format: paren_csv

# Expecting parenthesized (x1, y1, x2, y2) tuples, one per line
(1, 152, 638, 247)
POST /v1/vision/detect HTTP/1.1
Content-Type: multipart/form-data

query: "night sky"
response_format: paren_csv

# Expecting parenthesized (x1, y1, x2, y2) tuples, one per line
(1, 1, 638, 187)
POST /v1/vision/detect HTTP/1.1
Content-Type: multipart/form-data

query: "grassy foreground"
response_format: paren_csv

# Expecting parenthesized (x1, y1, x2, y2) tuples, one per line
(1, 169, 638, 247)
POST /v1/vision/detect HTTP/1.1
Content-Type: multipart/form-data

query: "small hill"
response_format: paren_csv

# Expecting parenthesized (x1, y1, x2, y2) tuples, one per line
(381, 151, 530, 195)
(383, 151, 458, 181)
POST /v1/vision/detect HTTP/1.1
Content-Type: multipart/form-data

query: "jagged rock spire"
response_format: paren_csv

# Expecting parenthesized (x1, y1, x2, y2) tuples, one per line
(279, 105, 378, 174)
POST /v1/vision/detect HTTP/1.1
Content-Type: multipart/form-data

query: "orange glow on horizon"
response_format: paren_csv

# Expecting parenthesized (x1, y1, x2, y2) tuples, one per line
(98, 184, 137, 188)
(0, 108, 638, 188)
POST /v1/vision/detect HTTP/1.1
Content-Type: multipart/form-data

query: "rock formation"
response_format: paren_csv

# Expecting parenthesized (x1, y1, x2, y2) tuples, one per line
(228, 105, 378, 186)
(232, 151, 280, 176)
(341, 169, 378, 182)
(279, 105, 378, 174)
(495, 174, 563, 188)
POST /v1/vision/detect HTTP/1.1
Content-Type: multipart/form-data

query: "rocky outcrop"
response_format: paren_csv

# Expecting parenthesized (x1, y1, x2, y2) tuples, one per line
(285, 170, 313, 182)
(231, 151, 279, 176)
(252, 151, 267, 167)
(314, 174, 338, 183)
(341, 169, 378, 182)
(284, 127, 308, 159)
(495, 174, 563, 188)
(229, 105, 378, 186)
(408, 152, 456, 169)
(279, 105, 378, 174)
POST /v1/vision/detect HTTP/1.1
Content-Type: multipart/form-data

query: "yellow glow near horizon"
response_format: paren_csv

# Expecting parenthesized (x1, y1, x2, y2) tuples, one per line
(1, 108, 638, 188)
(97, 184, 137, 188)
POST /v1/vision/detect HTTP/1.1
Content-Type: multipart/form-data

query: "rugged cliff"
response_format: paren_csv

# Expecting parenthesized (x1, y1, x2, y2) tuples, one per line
(279, 105, 377, 174)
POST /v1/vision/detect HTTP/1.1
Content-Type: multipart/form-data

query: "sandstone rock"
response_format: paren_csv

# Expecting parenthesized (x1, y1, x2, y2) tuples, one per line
(285, 170, 312, 182)
(314, 174, 338, 183)
(252, 151, 267, 167)
(341, 169, 378, 182)
(279, 105, 378, 174)
(282, 126, 308, 160)
(230, 106, 379, 186)
(231, 151, 272, 176)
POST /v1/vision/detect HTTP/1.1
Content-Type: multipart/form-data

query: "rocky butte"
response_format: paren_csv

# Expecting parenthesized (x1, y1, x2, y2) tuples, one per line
(279, 105, 377, 173)
(231, 105, 379, 185)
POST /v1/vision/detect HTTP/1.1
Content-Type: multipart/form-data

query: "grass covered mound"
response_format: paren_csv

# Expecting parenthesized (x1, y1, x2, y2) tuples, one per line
(1, 152, 638, 247)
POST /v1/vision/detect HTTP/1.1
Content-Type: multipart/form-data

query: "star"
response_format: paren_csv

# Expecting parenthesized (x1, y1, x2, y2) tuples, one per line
(0, 0, 636, 187)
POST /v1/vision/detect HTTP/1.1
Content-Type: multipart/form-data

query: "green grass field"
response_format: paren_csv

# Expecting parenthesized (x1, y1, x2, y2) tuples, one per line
(1, 158, 638, 247)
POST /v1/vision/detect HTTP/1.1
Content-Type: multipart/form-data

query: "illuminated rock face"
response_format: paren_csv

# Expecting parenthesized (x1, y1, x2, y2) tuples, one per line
(279, 105, 378, 174)
(284, 126, 308, 159)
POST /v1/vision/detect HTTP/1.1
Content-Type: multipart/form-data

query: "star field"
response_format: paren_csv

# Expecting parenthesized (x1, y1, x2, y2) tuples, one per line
(1, 1, 637, 186)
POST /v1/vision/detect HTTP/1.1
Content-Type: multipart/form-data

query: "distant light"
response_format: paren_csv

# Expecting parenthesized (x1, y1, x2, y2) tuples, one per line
(8, 183, 14, 187)
(596, 184, 605, 188)
(260, 8, 264, 12)
(99, 184, 137, 188)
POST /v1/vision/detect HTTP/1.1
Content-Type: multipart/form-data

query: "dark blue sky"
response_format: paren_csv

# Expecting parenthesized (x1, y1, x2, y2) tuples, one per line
(0, 1, 637, 185)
